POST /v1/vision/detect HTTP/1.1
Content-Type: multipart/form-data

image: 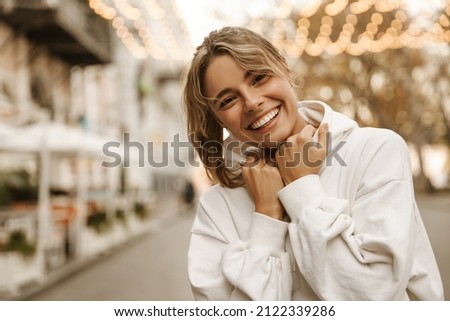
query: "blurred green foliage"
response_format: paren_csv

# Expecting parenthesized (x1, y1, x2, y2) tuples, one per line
(1, 230, 36, 258)
(0, 169, 38, 206)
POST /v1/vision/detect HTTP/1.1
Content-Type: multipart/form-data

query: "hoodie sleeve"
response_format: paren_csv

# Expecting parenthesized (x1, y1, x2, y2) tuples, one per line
(278, 130, 428, 300)
(188, 198, 293, 300)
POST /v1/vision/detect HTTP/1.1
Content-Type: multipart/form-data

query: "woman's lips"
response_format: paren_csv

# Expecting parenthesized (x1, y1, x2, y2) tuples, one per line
(249, 107, 280, 130)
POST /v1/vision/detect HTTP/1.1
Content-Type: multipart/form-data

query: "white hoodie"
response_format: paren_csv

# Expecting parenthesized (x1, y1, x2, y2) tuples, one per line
(188, 100, 444, 300)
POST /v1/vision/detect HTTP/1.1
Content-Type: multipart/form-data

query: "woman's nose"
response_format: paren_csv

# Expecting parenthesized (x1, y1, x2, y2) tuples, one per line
(243, 91, 263, 113)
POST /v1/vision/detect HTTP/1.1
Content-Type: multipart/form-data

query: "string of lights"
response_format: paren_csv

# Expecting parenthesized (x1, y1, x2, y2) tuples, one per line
(251, 0, 450, 57)
(87, 0, 450, 60)
(86, 0, 187, 60)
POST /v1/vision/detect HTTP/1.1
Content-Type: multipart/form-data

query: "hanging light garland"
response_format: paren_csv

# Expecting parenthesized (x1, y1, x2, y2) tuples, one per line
(88, 0, 449, 59)
(87, 0, 187, 60)
(254, 0, 450, 58)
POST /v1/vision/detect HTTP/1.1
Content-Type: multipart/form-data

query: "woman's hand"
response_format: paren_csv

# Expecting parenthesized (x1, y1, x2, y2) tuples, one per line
(241, 153, 285, 220)
(275, 124, 328, 185)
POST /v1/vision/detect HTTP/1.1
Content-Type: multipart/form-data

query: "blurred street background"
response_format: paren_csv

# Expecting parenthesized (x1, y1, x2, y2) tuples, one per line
(0, 0, 449, 301)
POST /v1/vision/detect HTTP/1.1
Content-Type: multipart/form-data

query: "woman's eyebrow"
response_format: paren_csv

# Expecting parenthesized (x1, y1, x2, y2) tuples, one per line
(214, 88, 232, 101)
(213, 71, 253, 100)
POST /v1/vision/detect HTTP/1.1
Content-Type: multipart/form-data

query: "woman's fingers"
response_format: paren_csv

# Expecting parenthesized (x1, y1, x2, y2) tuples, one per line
(240, 152, 286, 220)
(275, 123, 329, 184)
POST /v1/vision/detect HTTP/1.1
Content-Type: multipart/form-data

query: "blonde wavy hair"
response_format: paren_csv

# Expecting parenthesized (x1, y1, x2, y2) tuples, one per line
(182, 26, 295, 188)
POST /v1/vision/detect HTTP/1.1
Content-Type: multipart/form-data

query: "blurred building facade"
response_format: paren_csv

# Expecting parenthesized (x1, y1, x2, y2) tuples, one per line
(0, 0, 191, 296)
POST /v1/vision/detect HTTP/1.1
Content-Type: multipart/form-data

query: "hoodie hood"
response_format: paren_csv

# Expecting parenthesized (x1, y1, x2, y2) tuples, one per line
(298, 100, 357, 143)
(223, 100, 358, 170)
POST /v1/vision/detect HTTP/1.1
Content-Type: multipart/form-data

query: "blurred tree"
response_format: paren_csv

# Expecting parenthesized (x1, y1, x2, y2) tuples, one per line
(249, 0, 450, 192)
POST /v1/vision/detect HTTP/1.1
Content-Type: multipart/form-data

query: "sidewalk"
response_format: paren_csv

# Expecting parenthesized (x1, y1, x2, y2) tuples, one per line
(415, 192, 450, 300)
(0, 193, 191, 301)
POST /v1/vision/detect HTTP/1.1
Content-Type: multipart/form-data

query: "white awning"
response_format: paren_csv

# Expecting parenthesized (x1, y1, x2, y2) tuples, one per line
(0, 122, 115, 157)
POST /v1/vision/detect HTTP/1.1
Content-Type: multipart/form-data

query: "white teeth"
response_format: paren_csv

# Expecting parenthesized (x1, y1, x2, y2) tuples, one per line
(250, 108, 280, 129)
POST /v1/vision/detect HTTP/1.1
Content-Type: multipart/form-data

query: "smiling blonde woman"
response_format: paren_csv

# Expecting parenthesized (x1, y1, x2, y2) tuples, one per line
(182, 26, 443, 300)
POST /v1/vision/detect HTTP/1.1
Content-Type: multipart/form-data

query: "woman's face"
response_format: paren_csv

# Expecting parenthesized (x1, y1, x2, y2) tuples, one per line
(203, 54, 305, 148)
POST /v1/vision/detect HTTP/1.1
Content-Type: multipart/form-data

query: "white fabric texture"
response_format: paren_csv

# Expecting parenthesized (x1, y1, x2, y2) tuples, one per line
(187, 100, 444, 301)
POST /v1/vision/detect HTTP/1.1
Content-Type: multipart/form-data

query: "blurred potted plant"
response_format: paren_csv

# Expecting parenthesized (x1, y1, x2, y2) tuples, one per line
(0, 230, 40, 293)
(0, 169, 38, 209)
(133, 201, 149, 220)
(115, 208, 127, 226)
(86, 205, 112, 233)
(1, 230, 36, 258)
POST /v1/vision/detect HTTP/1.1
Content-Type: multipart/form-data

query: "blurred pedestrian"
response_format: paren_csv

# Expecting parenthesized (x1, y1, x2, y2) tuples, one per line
(182, 179, 195, 208)
(182, 26, 444, 300)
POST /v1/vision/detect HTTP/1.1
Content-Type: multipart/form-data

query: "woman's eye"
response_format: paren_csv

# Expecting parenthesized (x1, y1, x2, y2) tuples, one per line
(253, 74, 268, 85)
(219, 96, 236, 108)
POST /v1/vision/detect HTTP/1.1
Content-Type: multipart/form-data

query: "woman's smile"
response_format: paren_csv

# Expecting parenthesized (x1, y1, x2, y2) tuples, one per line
(248, 107, 280, 130)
